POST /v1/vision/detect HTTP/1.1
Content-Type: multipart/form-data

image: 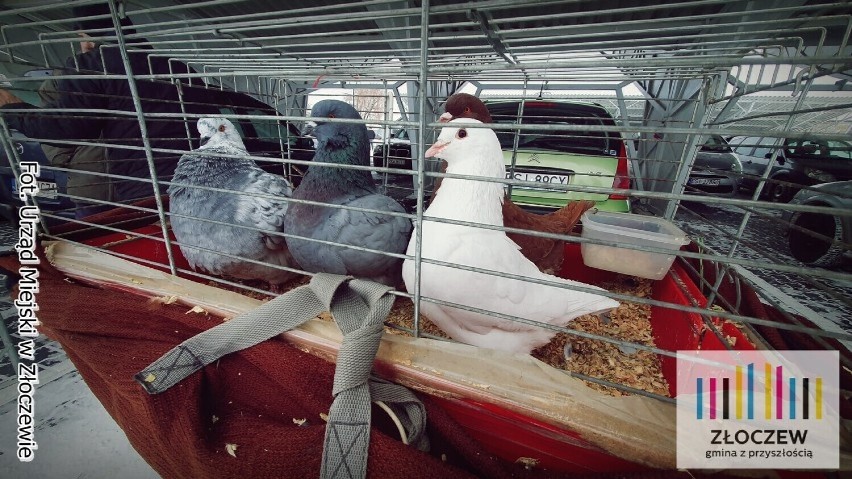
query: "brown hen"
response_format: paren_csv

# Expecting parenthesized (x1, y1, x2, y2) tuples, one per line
(433, 93, 595, 274)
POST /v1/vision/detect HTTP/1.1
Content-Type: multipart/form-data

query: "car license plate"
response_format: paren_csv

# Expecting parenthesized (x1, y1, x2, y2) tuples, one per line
(10, 179, 59, 199)
(506, 171, 572, 191)
(688, 177, 721, 186)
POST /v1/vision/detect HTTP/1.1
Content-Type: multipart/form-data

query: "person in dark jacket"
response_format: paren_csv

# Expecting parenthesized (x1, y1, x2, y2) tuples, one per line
(0, 4, 198, 204)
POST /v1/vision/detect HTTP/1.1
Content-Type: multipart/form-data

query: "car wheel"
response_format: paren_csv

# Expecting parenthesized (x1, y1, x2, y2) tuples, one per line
(766, 177, 794, 202)
(788, 209, 844, 268)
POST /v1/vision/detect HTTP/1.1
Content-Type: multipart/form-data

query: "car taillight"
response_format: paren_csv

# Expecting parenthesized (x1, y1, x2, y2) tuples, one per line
(609, 143, 630, 200)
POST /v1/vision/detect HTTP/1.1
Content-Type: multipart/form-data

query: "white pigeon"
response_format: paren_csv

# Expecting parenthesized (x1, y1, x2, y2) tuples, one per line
(168, 117, 297, 285)
(402, 119, 619, 354)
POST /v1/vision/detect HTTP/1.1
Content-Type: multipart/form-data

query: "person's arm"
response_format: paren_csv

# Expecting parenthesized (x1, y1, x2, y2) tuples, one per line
(0, 52, 107, 142)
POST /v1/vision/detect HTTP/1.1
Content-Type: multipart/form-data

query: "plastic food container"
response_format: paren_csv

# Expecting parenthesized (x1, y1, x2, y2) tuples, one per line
(580, 210, 690, 280)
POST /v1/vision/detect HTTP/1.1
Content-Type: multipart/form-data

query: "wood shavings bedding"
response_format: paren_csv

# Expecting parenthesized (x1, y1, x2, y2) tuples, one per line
(530, 276, 669, 397)
(213, 273, 670, 398)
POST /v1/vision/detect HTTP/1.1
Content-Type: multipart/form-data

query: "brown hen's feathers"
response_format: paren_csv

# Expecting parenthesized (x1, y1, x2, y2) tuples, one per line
(443, 92, 492, 123)
(503, 199, 595, 274)
(434, 92, 596, 274)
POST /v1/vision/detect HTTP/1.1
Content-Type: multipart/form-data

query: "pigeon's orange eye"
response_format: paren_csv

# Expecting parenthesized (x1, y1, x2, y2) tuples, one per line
(328, 113, 336, 119)
(456, 129, 467, 139)
(463, 107, 471, 113)
(218, 125, 226, 132)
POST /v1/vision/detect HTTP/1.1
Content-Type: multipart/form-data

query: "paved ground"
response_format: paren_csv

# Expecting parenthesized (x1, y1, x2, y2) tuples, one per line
(673, 198, 852, 335)
(0, 221, 158, 478)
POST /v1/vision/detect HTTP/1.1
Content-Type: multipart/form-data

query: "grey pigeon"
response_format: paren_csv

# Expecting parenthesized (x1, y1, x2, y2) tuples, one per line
(282, 100, 411, 285)
(168, 117, 297, 285)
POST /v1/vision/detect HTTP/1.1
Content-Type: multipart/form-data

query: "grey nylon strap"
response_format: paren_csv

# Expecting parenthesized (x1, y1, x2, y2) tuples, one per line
(135, 273, 429, 479)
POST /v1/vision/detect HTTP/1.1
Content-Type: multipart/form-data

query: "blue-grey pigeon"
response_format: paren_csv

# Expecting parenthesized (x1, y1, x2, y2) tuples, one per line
(282, 100, 411, 285)
(169, 117, 297, 285)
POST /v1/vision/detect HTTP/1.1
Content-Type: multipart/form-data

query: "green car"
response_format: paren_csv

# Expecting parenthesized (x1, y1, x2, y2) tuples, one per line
(487, 100, 632, 213)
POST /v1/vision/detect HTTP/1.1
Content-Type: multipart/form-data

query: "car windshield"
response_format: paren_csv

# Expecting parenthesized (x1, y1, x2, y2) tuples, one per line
(490, 110, 615, 156)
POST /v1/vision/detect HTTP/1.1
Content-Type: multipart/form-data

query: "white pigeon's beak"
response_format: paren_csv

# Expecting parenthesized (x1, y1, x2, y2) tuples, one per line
(439, 112, 453, 123)
(425, 140, 450, 158)
(199, 136, 210, 146)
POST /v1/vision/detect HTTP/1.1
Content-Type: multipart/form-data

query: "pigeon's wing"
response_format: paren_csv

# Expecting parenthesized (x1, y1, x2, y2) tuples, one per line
(233, 168, 294, 251)
(482, 238, 618, 324)
(282, 192, 410, 279)
(336, 194, 412, 275)
(422, 226, 615, 332)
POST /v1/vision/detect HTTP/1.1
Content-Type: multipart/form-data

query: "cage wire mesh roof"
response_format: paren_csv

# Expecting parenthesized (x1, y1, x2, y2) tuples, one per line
(0, 0, 850, 135)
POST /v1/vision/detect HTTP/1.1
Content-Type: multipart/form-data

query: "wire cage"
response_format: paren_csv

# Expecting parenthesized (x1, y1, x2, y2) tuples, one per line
(1, 0, 851, 473)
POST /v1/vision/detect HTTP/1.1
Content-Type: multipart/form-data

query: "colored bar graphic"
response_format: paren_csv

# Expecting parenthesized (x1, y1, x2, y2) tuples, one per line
(816, 378, 822, 420)
(765, 363, 772, 420)
(789, 377, 796, 419)
(747, 363, 754, 419)
(736, 366, 743, 420)
(696, 378, 703, 419)
(776, 366, 783, 420)
(693, 361, 824, 422)
(710, 377, 717, 420)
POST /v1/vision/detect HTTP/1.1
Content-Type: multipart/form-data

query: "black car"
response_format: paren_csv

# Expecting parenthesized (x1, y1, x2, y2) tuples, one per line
(728, 136, 852, 202)
(0, 79, 314, 223)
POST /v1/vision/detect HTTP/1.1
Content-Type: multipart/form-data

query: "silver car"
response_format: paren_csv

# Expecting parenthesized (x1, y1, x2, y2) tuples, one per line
(685, 135, 742, 197)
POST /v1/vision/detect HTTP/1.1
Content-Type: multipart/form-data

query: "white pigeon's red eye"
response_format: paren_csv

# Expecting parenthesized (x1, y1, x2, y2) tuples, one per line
(456, 128, 467, 139)
(218, 125, 226, 132)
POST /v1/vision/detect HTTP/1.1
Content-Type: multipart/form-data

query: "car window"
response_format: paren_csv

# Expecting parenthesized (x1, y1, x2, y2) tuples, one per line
(786, 139, 830, 157)
(729, 137, 752, 156)
(490, 110, 616, 157)
(730, 136, 779, 158)
(828, 140, 852, 160)
(755, 146, 775, 158)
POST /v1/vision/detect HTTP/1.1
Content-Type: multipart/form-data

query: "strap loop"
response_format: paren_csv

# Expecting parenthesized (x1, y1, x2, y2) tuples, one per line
(135, 273, 429, 479)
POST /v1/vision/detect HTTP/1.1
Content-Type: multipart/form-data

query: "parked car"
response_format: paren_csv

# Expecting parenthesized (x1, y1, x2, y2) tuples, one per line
(782, 180, 851, 268)
(728, 136, 852, 202)
(684, 135, 742, 197)
(0, 75, 314, 223)
(370, 126, 420, 203)
(489, 101, 631, 213)
(372, 100, 632, 213)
